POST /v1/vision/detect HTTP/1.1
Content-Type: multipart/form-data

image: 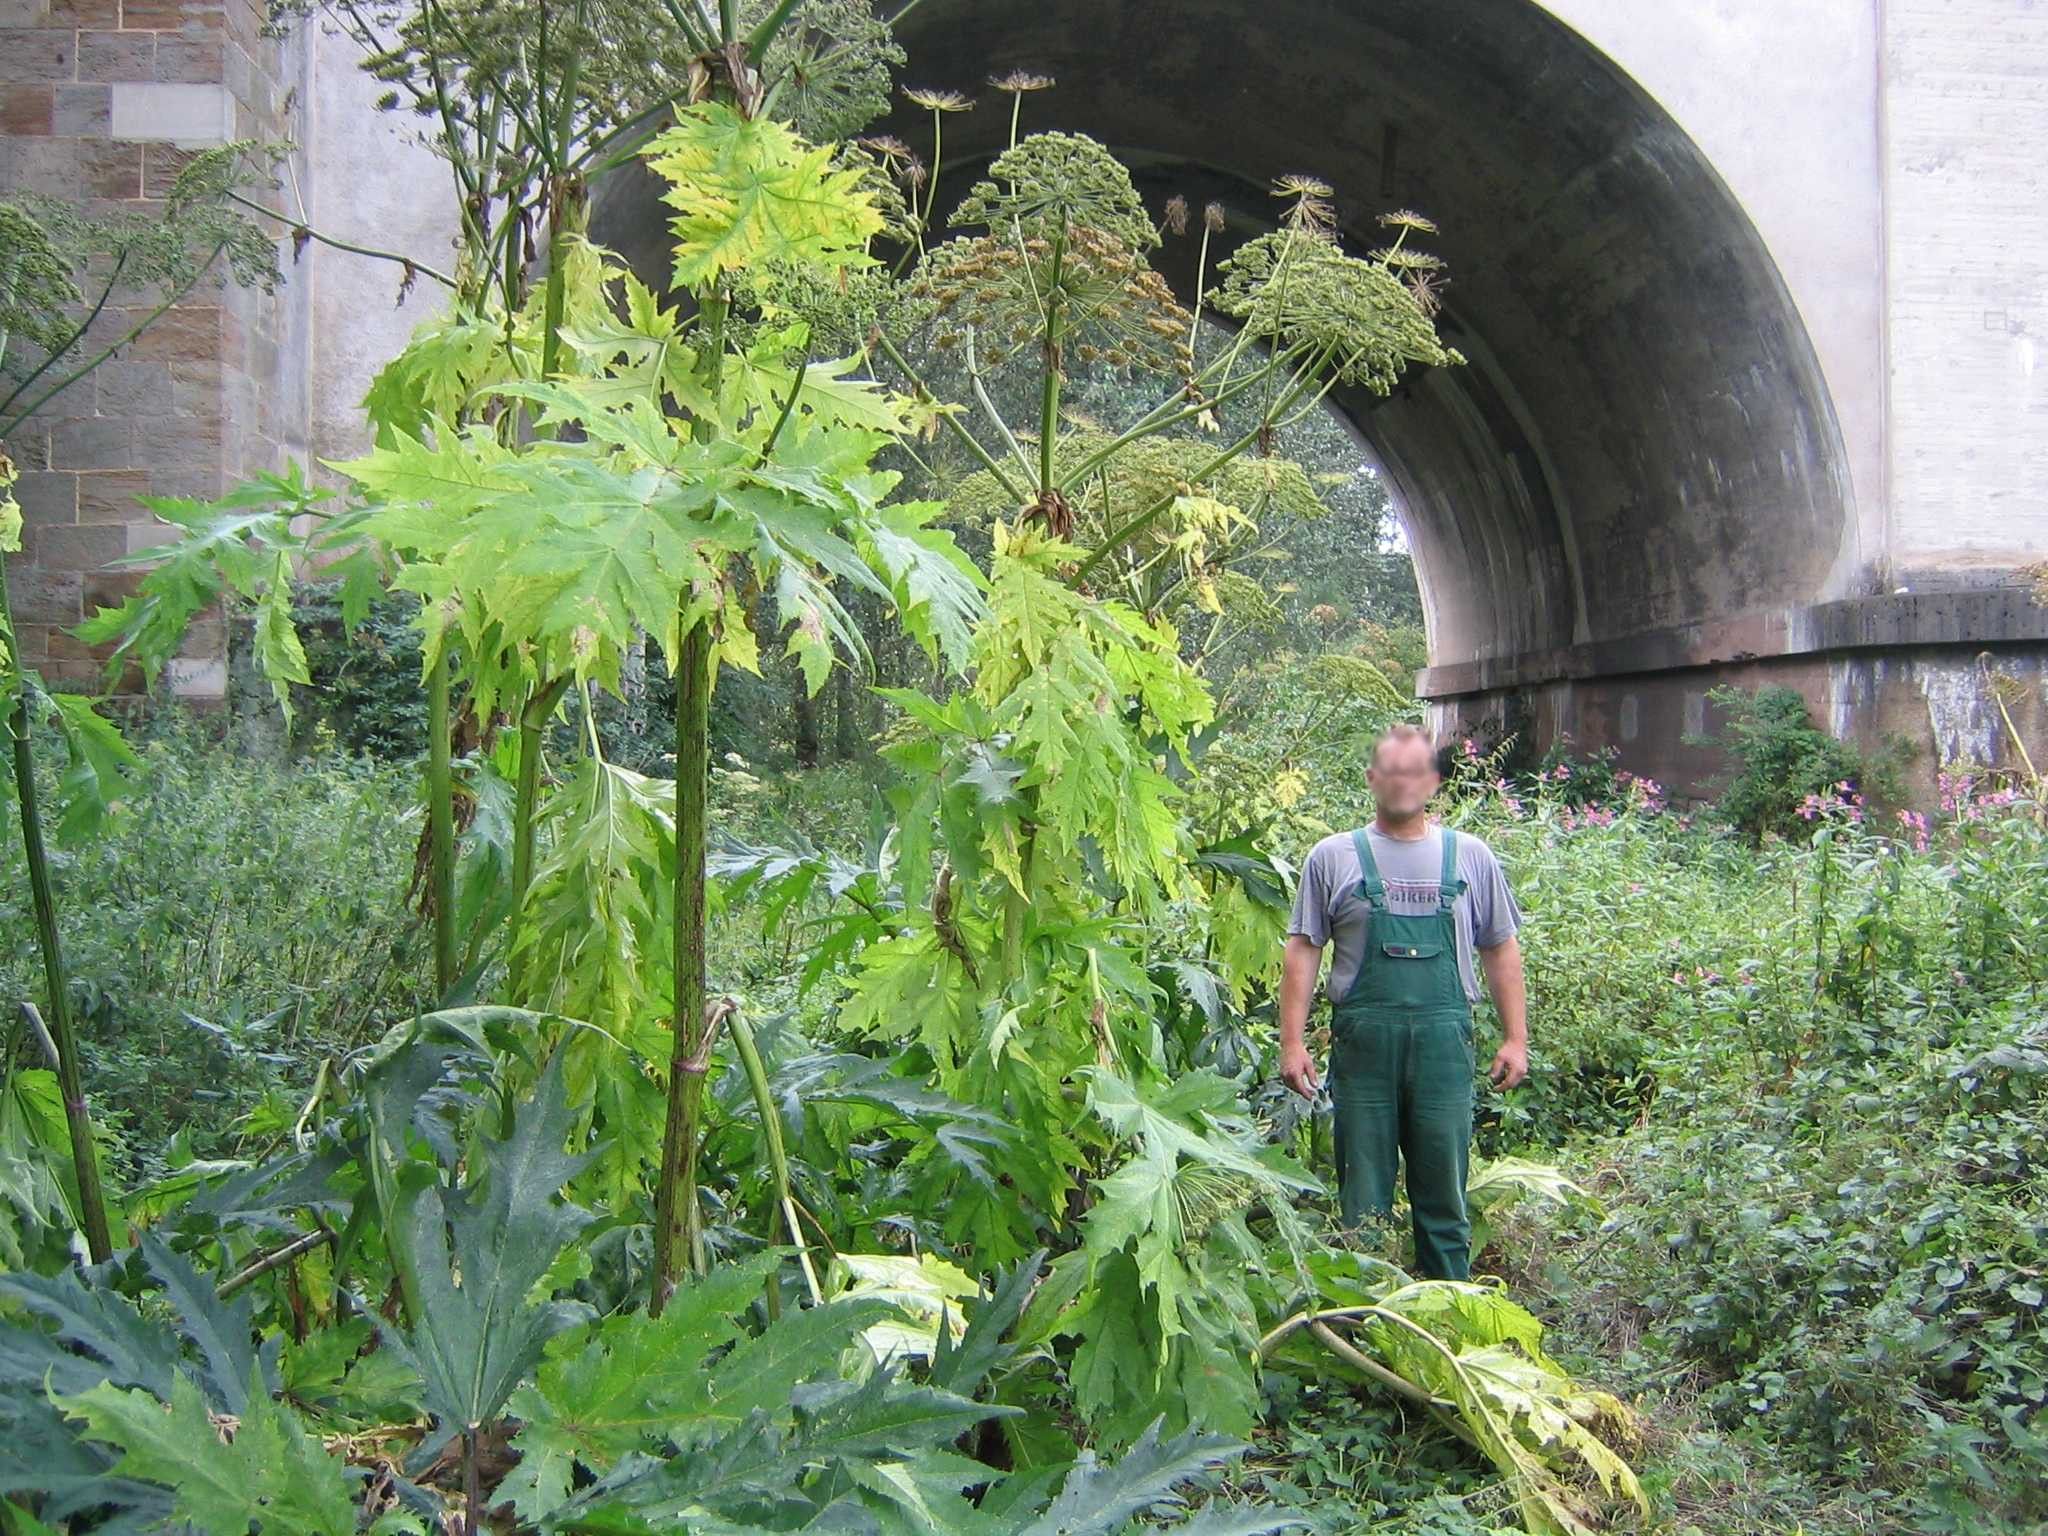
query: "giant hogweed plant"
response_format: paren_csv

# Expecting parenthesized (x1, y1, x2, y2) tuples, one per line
(79, 0, 922, 1097)
(805, 134, 1458, 1056)
(80, 93, 986, 1313)
(713, 121, 1643, 1524)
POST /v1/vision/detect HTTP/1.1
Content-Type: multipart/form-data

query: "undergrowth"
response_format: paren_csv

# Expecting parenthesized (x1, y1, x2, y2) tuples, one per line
(4, 716, 2042, 1533)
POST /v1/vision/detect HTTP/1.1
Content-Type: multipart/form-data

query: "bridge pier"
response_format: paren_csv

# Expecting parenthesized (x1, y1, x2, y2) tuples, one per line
(1419, 588, 2048, 794)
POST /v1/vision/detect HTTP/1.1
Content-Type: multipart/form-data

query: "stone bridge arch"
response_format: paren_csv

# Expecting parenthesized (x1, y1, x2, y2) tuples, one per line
(604, 0, 2047, 787)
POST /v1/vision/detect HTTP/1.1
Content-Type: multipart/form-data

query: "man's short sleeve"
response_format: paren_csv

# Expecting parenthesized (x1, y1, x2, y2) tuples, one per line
(1287, 841, 1333, 946)
(1466, 838, 1522, 948)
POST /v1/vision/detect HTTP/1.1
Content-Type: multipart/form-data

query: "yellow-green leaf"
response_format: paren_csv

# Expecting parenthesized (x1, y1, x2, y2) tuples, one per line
(643, 102, 882, 289)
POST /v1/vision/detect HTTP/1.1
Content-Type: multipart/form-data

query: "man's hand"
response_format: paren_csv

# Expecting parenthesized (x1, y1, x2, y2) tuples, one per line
(1276, 935, 1325, 1102)
(1478, 936, 1529, 1091)
(1280, 1043, 1321, 1101)
(1488, 1038, 1528, 1089)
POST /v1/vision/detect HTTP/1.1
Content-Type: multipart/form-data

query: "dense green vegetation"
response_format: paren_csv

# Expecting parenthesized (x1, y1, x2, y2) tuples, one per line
(4, 702, 2043, 1533)
(3, 1, 2044, 1532)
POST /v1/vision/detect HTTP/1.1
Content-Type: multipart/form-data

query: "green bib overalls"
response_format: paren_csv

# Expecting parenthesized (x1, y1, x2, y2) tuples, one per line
(1328, 825, 1475, 1281)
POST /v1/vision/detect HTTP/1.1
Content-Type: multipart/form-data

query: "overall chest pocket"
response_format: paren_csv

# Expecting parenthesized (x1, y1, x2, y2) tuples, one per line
(1382, 940, 1443, 960)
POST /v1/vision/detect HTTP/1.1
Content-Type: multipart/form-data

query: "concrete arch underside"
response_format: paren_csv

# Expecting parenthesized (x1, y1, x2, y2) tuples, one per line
(591, 0, 2048, 790)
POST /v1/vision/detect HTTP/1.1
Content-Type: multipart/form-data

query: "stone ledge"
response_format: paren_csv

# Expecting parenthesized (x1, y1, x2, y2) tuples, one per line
(1416, 587, 2048, 700)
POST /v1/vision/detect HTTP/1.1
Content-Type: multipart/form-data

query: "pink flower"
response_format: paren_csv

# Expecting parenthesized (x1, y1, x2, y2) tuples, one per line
(1895, 808, 1930, 853)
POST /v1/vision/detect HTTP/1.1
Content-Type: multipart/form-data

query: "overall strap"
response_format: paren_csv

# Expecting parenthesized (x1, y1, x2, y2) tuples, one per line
(1436, 826, 1464, 911)
(1350, 827, 1387, 910)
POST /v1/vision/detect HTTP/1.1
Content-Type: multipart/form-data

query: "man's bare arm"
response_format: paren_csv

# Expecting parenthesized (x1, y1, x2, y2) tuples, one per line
(1478, 934, 1528, 1088)
(1278, 934, 1324, 1099)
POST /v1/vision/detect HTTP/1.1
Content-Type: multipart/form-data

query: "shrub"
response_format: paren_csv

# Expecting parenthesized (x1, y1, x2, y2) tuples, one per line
(289, 580, 427, 760)
(1541, 801, 2048, 1527)
(0, 715, 431, 1177)
(1696, 685, 1870, 843)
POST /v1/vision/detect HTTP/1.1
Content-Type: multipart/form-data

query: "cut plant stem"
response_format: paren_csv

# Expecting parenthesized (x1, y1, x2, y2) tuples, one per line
(1307, 1320, 1449, 1411)
(0, 558, 114, 1263)
(217, 1223, 336, 1298)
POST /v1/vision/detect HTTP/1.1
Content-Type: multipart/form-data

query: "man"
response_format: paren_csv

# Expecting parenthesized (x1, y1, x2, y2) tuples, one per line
(1277, 723, 1528, 1280)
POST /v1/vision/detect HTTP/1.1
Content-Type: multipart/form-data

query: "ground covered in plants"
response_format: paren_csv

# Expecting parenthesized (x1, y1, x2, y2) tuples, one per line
(1, 3, 2044, 1531)
(3, 701, 2043, 1536)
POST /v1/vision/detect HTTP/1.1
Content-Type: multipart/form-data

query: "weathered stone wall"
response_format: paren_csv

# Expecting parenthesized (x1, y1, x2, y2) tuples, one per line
(0, 0, 310, 696)
(1427, 637, 2048, 802)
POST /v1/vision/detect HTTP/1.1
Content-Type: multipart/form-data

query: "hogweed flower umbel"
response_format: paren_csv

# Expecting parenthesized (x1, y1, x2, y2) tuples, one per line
(988, 70, 1055, 94)
(904, 87, 974, 112)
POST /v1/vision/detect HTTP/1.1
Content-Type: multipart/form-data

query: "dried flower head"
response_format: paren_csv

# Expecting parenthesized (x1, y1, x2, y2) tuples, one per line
(1369, 245, 1444, 271)
(1379, 208, 1439, 234)
(1203, 201, 1226, 233)
(904, 86, 974, 112)
(1404, 268, 1447, 316)
(1209, 228, 1463, 391)
(858, 134, 914, 168)
(1163, 195, 1190, 236)
(915, 223, 1195, 380)
(1273, 174, 1337, 239)
(989, 69, 1054, 93)
(949, 133, 1160, 250)
(1274, 173, 1333, 200)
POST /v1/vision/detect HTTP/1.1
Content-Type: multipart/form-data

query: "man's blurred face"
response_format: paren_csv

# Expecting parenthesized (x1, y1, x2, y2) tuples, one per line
(1368, 735, 1440, 818)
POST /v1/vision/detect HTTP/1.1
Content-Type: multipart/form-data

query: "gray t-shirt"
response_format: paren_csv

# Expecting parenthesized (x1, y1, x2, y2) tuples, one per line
(1287, 824, 1522, 1005)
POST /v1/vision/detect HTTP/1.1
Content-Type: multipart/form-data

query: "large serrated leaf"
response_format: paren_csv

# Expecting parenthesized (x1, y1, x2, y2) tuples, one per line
(136, 1231, 269, 1413)
(1011, 1420, 1245, 1536)
(0, 1258, 186, 1403)
(377, 1046, 601, 1433)
(500, 1254, 782, 1520)
(55, 1369, 354, 1536)
(932, 1249, 1046, 1398)
(642, 103, 882, 287)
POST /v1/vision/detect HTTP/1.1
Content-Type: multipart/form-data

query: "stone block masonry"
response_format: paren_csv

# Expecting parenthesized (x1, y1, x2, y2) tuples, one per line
(0, 0, 312, 702)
